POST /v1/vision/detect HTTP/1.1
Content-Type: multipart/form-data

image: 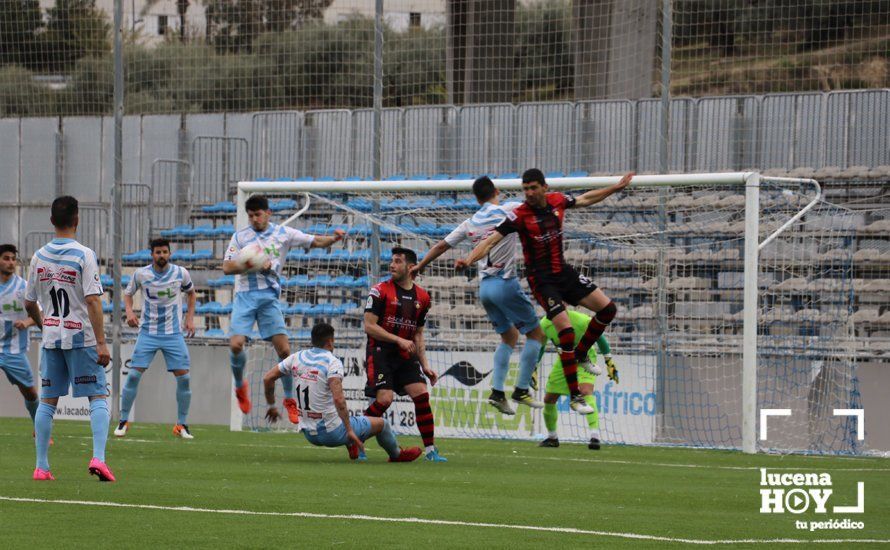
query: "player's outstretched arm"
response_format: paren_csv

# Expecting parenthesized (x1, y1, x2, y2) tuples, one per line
(573, 172, 634, 208)
(456, 232, 504, 270)
(84, 294, 110, 366)
(410, 239, 451, 277)
(24, 300, 42, 329)
(262, 364, 283, 422)
(310, 229, 345, 249)
(329, 377, 364, 452)
(364, 311, 416, 354)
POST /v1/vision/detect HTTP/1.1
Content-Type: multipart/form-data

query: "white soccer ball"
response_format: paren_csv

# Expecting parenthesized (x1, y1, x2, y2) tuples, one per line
(237, 243, 270, 272)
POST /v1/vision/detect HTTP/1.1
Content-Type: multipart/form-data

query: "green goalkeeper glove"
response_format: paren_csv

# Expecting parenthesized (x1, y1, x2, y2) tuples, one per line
(605, 356, 619, 384)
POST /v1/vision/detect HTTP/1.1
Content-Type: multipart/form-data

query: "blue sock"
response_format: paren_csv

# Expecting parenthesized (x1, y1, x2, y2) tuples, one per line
(25, 398, 38, 423)
(120, 369, 143, 422)
(34, 402, 55, 471)
(230, 350, 246, 388)
(89, 399, 109, 462)
(516, 338, 543, 390)
(175, 374, 191, 425)
(279, 366, 294, 399)
(376, 419, 400, 459)
(492, 342, 512, 392)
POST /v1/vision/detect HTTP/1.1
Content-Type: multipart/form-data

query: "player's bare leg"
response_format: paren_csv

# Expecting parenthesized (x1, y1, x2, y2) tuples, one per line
(270, 333, 299, 423)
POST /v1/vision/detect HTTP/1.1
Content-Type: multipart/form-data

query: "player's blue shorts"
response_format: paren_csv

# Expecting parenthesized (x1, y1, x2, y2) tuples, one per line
(131, 332, 190, 371)
(229, 288, 287, 341)
(303, 416, 373, 447)
(39, 347, 107, 398)
(479, 276, 539, 335)
(0, 352, 35, 387)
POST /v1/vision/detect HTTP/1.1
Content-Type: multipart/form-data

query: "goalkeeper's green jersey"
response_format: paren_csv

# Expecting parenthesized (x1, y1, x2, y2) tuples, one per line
(538, 310, 611, 364)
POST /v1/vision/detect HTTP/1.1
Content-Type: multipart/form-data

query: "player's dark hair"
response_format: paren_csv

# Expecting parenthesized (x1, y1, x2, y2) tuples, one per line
(391, 246, 417, 265)
(0, 244, 17, 258)
(472, 176, 496, 203)
(521, 168, 546, 187)
(245, 194, 270, 212)
(50, 195, 79, 229)
(311, 322, 335, 348)
(149, 238, 170, 252)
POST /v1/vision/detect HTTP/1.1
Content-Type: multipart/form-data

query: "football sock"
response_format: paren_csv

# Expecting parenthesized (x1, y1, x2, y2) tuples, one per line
(89, 398, 109, 462)
(230, 350, 246, 388)
(364, 400, 389, 417)
(575, 301, 616, 359)
(120, 369, 143, 422)
(516, 338, 542, 390)
(34, 402, 55, 471)
(543, 402, 558, 436)
(584, 394, 599, 429)
(412, 392, 435, 448)
(557, 327, 580, 396)
(376, 420, 400, 459)
(25, 398, 38, 422)
(175, 373, 191, 425)
(491, 342, 512, 392)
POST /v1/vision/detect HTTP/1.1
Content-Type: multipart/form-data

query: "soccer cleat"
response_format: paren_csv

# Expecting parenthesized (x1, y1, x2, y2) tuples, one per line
(346, 443, 362, 460)
(88, 458, 116, 482)
(235, 383, 251, 414)
(605, 357, 619, 383)
(283, 398, 300, 424)
(487, 393, 515, 415)
(538, 437, 560, 448)
(578, 357, 603, 376)
(424, 447, 448, 463)
(569, 395, 595, 414)
(511, 388, 544, 409)
(588, 437, 601, 450)
(173, 424, 194, 439)
(33, 468, 55, 481)
(113, 421, 129, 437)
(529, 371, 538, 391)
(388, 446, 423, 462)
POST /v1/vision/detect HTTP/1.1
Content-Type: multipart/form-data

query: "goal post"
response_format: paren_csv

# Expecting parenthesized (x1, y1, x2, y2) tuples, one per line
(231, 172, 861, 456)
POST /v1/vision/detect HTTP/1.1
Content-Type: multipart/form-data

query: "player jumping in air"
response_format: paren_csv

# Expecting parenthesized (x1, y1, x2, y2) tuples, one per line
(458, 169, 632, 414)
(537, 309, 618, 450)
(411, 176, 546, 415)
(222, 194, 345, 422)
(0, 244, 41, 429)
(363, 247, 447, 462)
(115, 238, 197, 439)
(263, 322, 423, 463)
(25, 196, 115, 481)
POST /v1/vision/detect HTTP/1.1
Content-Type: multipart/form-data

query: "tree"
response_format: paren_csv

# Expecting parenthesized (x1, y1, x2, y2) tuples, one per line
(0, 0, 44, 69)
(204, 0, 333, 52)
(43, 0, 111, 71)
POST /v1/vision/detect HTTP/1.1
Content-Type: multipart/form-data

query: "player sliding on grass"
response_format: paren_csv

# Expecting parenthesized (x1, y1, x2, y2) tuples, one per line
(536, 310, 618, 450)
(263, 322, 422, 463)
(410, 176, 545, 415)
(364, 247, 446, 462)
(458, 169, 632, 415)
(115, 238, 197, 439)
(222, 194, 345, 423)
(25, 196, 114, 482)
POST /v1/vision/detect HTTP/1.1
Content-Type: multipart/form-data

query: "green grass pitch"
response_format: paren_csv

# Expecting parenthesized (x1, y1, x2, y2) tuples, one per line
(1, 417, 888, 548)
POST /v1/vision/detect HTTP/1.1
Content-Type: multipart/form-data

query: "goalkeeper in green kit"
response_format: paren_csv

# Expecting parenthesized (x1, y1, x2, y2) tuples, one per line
(538, 309, 618, 450)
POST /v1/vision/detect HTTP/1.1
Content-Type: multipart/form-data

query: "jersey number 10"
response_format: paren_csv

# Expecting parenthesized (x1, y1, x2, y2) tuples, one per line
(48, 287, 70, 318)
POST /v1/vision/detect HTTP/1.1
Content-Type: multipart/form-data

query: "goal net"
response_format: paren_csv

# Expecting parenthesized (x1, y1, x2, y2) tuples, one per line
(234, 172, 864, 455)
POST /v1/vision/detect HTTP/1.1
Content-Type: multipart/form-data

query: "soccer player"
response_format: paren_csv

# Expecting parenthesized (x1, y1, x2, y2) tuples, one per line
(114, 238, 197, 439)
(222, 194, 345, 421)
(410, 176, 545, 414)
(0, 244, 40, 426)
(458, 169, 632, 414)
(536, 310, 618, 450)
(24, 196, 115, 482)
(363, 247, 447, 462)
(262, 322, 423, 462)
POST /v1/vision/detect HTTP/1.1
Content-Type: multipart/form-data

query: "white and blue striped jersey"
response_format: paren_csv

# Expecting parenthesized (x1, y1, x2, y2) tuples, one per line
(25, 238, 103, 349)
(224, 223, 314, 295)
(444, 201, 522, 279)
(278, 348, 345, 435)
(0, 275, 31, 354)
(124, 264, 194, 335)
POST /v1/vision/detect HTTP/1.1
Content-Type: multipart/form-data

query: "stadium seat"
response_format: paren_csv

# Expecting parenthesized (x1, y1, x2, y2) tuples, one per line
(284, 303, 313, 315)
(270, 199, 297, 211)
(208, 275, 235, 288)
(122, 249, 152, 263)
(307, 303, 339, 316)
(203, 329, 226, 338)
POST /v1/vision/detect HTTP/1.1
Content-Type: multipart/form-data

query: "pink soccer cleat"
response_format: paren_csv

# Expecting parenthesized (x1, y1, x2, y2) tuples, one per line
(33, 468, 55, 481)
(88, 457, 116, 482)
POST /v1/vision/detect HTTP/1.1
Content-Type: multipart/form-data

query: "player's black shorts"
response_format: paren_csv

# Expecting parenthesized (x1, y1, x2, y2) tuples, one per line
(528, 265, 598, 320)
(364, 345, 426, 398)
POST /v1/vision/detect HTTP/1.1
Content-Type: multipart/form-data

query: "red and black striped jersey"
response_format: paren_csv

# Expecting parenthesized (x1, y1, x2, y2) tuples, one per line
(495, 192, 575, 278)
(364, 279, 431, 359)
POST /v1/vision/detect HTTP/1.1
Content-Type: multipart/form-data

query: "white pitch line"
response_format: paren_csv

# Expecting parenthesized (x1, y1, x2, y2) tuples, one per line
(0, 496, 886, 545)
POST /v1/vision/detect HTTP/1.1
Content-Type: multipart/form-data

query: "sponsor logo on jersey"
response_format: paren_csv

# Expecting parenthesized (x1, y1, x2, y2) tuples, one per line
(2, 301, 23, 312)
(43, 318, 61, 327)
(63, 320, 83, 330)
(74, 375, 98, 384)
